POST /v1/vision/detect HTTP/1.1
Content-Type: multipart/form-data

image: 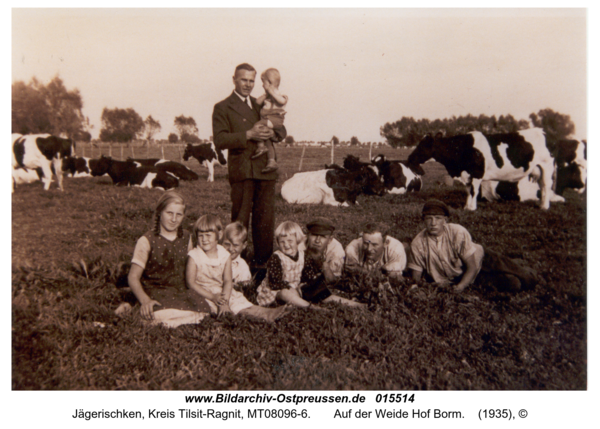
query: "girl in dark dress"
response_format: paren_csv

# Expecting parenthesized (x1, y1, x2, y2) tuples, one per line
(127, 190, 211, 327)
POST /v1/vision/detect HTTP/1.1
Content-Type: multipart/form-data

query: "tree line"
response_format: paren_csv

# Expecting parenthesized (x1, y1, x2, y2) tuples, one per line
(13, 75, 578, 146)
(379, 110, 576, 148)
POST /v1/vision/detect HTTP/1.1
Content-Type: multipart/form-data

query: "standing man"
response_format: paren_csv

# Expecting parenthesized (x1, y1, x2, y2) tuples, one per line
(212, 63, 286, 279)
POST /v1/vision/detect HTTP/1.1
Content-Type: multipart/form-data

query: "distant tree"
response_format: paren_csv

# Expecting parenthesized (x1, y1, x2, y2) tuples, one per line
(168, 133, 179, 144)
(99, 107, 144, 143)
(79, 131, 92, 143)
(350, 136, 360, 146)
(143, 115, 161, 140)
(529, 108, 575, 141)
(12, 75, 87, 139)
(181, 133, 202, 144)
(284, 135, 295, 144)
(174, 115, 199, 142)
(331, 135, 339, 146)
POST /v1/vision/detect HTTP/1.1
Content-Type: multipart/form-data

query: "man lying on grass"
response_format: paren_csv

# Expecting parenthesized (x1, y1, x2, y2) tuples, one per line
(408, 199, 539, 292)
(344, 222, 408, 281)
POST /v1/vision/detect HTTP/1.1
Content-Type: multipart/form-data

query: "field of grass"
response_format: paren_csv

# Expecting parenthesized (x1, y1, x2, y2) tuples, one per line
(11, 145, 586, 390)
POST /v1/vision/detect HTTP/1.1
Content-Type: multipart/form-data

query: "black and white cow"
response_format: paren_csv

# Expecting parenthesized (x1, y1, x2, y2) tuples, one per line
(90, 155, 179, 190)
(372, 154, 422, 195)
(12, 133, 74, 191)
(182, 142, 227, 182)
(480, 138, 587, 203)
(552, 138, 587, 196)
(281, 156, 385, 206)
(12, 166, 44, 185)
(407, 128, 555, 210)
(127, 158, 199, 181)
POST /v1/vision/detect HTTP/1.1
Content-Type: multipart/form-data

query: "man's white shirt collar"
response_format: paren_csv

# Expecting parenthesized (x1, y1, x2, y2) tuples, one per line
(234, 91, 252, 109)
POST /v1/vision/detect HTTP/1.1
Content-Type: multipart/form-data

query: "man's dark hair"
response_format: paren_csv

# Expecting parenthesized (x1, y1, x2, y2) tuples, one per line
(362, 222, 389, 238)
(235, 63, 256, 74)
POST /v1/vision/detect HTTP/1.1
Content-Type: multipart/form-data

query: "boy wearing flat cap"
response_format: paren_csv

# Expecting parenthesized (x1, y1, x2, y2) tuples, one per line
(300, 217, 365, 308)
(304, 218, 345, 283)
(409, 199, 539, 292)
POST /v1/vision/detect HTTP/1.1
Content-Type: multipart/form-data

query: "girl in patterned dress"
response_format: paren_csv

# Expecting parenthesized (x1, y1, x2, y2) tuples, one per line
(257, 221, 317, 309)
(186, 214, 290, 321)
(127, 191, 211, 328)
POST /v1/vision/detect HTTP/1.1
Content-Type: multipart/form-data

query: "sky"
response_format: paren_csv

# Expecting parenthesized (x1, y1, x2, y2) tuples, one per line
(11, 8, 587, 143)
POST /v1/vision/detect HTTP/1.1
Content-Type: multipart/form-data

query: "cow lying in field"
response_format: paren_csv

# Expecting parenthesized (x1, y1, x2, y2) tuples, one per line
(407, 128, 556, 210)
(372, 154, 422, 194)
(90, 155, 179, 190)
(182, 142, 227, 182)
(127, 158, 199, 181)
(281, 155, 385, 206)
(12, 133, 74, 191)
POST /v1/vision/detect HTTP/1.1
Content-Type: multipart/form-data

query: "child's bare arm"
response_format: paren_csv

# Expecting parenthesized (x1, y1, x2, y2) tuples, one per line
(255, 93, 267, 106)
(128, 263, 161, 319)
(263, 81, 288, 106)
(221, 258, 234, 302)
(186, 257, 219, 302)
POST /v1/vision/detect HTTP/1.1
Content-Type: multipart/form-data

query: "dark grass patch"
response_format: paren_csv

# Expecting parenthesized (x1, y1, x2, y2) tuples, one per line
(12, 146, 586, 390)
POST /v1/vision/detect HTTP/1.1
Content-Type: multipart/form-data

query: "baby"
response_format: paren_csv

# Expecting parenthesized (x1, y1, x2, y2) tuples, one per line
(252, 68, 288, 174)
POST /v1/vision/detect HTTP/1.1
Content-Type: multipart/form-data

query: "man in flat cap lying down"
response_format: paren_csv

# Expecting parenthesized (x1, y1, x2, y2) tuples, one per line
(408, 199, 539, 292)
(300, 217, 366, 308)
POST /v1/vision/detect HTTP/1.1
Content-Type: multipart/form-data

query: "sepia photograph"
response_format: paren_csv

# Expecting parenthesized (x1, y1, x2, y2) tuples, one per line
(11, 5, 588, 399)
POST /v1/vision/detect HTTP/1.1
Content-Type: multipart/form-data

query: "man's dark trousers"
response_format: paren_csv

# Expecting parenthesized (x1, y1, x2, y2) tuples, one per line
(231, 179, 275, 268)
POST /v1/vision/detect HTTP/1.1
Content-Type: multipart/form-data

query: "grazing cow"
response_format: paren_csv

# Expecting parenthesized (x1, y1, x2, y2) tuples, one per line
(12, 166, 44, 185)
(552, 138, 587, 196)
(407, 128, 555, 210)
(90, 155, 178, 189)
(281, 156, 385, 206)
(480, 176, 565, 203)
(372, 154, 422, 194)
(182, 142, 227, 182)
(12, 133, 73, 191)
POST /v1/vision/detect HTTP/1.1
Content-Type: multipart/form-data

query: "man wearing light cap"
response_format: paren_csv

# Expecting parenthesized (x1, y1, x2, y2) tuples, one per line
(409, 199, 539, 292)
(344, 222, 407, 280)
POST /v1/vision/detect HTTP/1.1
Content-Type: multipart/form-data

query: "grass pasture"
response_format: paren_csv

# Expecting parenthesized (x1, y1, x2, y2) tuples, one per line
(11, 145, 586, 390)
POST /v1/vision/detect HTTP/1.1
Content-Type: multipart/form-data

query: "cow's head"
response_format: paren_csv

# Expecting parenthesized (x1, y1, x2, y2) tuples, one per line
(406, 134, 435, 176)
(90, 155, 112, 176)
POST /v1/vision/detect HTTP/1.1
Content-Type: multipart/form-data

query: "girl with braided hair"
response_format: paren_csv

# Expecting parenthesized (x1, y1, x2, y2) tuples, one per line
(126, 190, 211, 327)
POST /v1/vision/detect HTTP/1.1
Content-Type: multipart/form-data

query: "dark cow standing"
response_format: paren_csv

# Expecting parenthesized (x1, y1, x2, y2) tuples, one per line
(372, 154, 422, 195)
(127, 158, 199, 181)
(12, 133, 73, 191)
(281, 155, 385, 206)
(90, 156, 179, 190)
(182, 142, 227, 182)
(407, 128, 555, 210)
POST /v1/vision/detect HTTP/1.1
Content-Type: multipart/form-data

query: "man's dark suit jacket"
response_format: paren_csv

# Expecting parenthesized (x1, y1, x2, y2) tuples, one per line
(212, 92, 286, 184)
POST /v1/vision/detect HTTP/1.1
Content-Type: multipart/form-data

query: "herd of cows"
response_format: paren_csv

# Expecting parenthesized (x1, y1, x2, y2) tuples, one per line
(11, 133, 228, 191)
(11, 129, 586, 212)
